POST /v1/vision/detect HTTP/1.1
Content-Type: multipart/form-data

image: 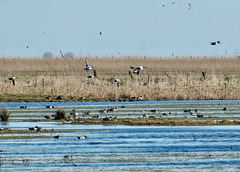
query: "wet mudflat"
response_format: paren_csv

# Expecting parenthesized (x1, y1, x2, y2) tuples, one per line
(0, 100, 240, 171)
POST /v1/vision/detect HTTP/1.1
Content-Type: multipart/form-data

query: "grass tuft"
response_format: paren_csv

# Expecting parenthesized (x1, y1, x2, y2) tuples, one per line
(54, 109, 66, 120)
(0, 107, 10, 121)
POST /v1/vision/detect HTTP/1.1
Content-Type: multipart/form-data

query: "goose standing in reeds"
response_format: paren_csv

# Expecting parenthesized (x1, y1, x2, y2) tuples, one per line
(8, 77, 19, 86)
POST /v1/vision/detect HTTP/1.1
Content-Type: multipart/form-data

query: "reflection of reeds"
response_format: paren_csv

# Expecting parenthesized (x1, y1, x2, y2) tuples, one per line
(0, 57, 240, 101)
(0, 157, 4, 167)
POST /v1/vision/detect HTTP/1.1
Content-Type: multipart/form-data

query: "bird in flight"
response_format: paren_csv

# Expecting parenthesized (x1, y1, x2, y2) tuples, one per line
(130, 66, 146, 75)
(8, 77, 19, 86)
(210, 41, 221, 45)
(84, 58, 93, 71)
(188, 3, 192, 10)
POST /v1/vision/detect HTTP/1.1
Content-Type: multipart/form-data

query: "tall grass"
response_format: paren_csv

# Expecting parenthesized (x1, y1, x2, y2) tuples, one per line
(0, 56, 240, 101)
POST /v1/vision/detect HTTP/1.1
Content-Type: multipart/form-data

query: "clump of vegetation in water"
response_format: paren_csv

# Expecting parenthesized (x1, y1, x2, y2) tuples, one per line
(54, 109, 66, 120)
(0, 107, 10, 121)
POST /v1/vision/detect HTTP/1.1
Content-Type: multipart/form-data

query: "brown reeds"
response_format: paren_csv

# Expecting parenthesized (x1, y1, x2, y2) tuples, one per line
(0, 56, 240, 101)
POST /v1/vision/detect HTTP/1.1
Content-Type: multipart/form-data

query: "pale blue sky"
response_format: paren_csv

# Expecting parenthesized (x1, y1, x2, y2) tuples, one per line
(0, 0, 240, 58)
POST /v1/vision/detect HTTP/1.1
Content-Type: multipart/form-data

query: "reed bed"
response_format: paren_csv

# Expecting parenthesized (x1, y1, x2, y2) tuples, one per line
(1, 56, 240, 101)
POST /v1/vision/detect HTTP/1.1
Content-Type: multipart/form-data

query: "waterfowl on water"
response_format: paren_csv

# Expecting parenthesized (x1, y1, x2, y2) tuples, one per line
(8, 77, 19, 86)
(108, 107, 117, 112)
(99, 109, 107, 113)
(190, 112, 197, 116)
(54, 135, 60, 139)
(70, 109, 78, 118)
(143, 114, 148, 118)
(44, 115, 54, 120)
(78, 135, 87, 139)
(163, 112, 172, 116)
(46, 105, 54, 109)
(84, 111, 92, 116)
(29, 126, 42, 131)
(184, 109, 191, 113)
(150, 109, 157, 113)
(64, 152, 70, 159)
(92, 115, 99, 118)
(20, 106, 27, 109)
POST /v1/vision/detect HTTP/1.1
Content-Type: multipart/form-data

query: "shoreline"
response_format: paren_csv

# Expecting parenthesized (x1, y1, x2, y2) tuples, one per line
(0, 94, 239, 102)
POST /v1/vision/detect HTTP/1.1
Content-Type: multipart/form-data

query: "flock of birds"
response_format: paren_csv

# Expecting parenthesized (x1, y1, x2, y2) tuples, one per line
(162, 2, 192, 10)
(7, 58, 146, 87)
(83, 58, 146, 87)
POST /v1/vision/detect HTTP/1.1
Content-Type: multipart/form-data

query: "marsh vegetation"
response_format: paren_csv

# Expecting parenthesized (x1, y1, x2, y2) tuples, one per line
(0, 57, 240, 102)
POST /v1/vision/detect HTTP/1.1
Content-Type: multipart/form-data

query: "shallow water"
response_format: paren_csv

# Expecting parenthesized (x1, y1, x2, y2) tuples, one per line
(1, 125, 240, 171)
(3, 100, 240, 121)
(0, 100, 240, 171)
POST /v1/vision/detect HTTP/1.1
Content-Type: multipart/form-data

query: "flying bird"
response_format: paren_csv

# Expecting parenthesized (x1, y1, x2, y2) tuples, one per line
(210, 41, 221, 45)
(87, 69, 97, 78)
(112, 78, 121, 87)
(130, 66, 146, 75)
(8, 77, 19, 86)
(188, 3, 192, 10)
(99, 32, 102, 35)
(84, 58, 93, 71)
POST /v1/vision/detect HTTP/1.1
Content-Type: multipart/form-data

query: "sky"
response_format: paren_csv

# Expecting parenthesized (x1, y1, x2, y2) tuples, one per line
(0, 0, 240, 58)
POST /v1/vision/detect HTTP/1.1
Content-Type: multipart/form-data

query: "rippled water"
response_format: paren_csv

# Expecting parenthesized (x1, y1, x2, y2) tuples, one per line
(0, 100, 240, 171)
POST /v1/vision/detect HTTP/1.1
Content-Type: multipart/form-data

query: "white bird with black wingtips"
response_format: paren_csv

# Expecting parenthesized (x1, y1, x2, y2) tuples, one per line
(130, 66, 146, 75)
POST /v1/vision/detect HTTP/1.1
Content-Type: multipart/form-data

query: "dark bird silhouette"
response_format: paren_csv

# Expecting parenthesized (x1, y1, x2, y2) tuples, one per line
(99, 32, 102, 35)
(8, 77, 19, 86)
(210, 41, 221, 45)
(188, 3, 192, 10)
(54, 135, 60, 139)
